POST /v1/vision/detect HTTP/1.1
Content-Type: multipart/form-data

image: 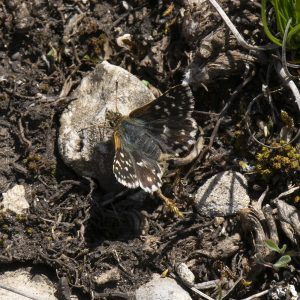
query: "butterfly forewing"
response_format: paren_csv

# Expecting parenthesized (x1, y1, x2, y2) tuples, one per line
(129, 84, 195, 120)
(130, 84, 198, 154)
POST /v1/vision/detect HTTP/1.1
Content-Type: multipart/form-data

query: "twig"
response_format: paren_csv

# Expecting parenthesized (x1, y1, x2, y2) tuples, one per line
(275, 61, 300, 111)
(245, 92, 300, 149)
(281, 18, 297, 79)
(190, 287, 215, 300)
(0, 284, 41, 300)
(169, 272, 215, 300)
(241, 289, 269, 300)
(93, 291, 133, 300)
(18, 117, 32, 148)
(51, 213, 63, 241)
(112, 250, 133, 279)
(208, 0, 278, 51)
(257, 186, 269, 209)
(193, 279, 220, 290)
(221, 276, 243, 299)
(276, 186, 300, 199)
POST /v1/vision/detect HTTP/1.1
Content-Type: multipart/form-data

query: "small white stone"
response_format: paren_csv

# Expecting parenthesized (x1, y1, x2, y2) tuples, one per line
(93, 267, 121, 285)
(2, 185, 29, 214)
(116, 33, 132, 50)
(135, 274, 192, 300)
(176, 263, 195, 286)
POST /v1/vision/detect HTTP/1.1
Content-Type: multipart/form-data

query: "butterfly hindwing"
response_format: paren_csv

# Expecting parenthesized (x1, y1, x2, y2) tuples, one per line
(113, 132, 162, 192)
(130, 150, 162, 193)
(113, 132, 139, 189)
(153, 117, 198, 154)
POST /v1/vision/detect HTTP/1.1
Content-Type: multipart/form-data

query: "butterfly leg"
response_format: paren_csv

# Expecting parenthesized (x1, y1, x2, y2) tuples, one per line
(155, 189, 184, 218)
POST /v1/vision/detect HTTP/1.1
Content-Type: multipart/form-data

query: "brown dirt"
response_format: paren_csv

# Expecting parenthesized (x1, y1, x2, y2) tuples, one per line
(1, 0, 300, 299)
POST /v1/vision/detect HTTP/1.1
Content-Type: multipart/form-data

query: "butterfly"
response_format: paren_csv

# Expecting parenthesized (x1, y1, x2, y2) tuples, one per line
(111, 84, 197, 193)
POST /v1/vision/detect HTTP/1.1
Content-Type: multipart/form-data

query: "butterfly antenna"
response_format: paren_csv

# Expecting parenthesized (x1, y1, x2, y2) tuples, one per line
(115, 81, 119, 113)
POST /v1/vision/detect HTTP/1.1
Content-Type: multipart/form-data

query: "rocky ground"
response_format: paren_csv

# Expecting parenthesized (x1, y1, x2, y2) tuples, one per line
(1, 0, 300, 299)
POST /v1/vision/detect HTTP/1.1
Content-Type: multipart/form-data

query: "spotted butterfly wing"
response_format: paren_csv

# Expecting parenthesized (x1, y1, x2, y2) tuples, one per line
(129, 84, 198, 153)
(113, 84, 197, 193)
(113, 128, 163, 192)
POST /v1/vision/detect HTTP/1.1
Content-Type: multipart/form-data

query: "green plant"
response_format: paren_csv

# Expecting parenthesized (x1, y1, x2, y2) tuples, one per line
(261, 0, 300, 49)
(265, 240, 291, 268)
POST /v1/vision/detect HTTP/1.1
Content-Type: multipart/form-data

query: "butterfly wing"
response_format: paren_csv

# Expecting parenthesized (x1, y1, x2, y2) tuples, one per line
(129, 84, 194, 120)
(113, 131, 162, 193)
(129, 149, 162, 193)
(112, 84, 197, 192)
(130, 84, 198, 154)
(113, 132, 140, 189)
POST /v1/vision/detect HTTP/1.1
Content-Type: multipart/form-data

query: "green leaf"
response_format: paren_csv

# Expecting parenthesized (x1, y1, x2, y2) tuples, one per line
(261, 0, 282, 46)
(265, 240, 282, 253)
(261, 0, 300, 49)
(273, 255, 291, 268)
(280, 244, 287, 254)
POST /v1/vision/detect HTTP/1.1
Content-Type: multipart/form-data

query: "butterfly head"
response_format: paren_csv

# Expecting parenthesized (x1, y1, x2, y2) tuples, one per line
(105, 109, 123, 129)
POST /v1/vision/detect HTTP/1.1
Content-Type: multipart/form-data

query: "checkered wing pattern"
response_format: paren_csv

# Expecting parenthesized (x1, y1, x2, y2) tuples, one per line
(113, 132, 162, 192)
(113, 132, 139, 189)
(130, 84, 198, 153)
(112, 84, 197, 193)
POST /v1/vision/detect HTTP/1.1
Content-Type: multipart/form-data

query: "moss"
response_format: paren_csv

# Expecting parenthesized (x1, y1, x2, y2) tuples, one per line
(23, 152, 56, 176)
(16, 214, 27, 223)
(255, 141, 300, 181)
(25, 227, 33, 235)
(1, 224, 9, 232)
(294, 196, 300, 203)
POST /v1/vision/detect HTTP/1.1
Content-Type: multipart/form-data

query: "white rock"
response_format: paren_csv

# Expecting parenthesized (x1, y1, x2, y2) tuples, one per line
(116, 34, 133, 50)
(287, 284, 298, 299)
(176, 263, 195, 286)
(58, 61, 155, 192)
(0, 269, 57, 300)
(135, 274, 192, 300)
(195, 171, 250, 217)
(2, 185, 29, 214)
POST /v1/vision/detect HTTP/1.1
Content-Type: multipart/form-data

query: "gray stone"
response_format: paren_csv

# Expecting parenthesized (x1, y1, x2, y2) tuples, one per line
(0, 269, 58, 300)
(2, 184, 29, 214)
(176, 263, 195, 286)
(58, 61, 155, 192)
(195, 171, 250, 217)
(135, 274, 192, 300)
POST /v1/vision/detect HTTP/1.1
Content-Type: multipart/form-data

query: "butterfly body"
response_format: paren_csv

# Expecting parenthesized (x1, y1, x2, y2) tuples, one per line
(111, 84, 197, 193)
